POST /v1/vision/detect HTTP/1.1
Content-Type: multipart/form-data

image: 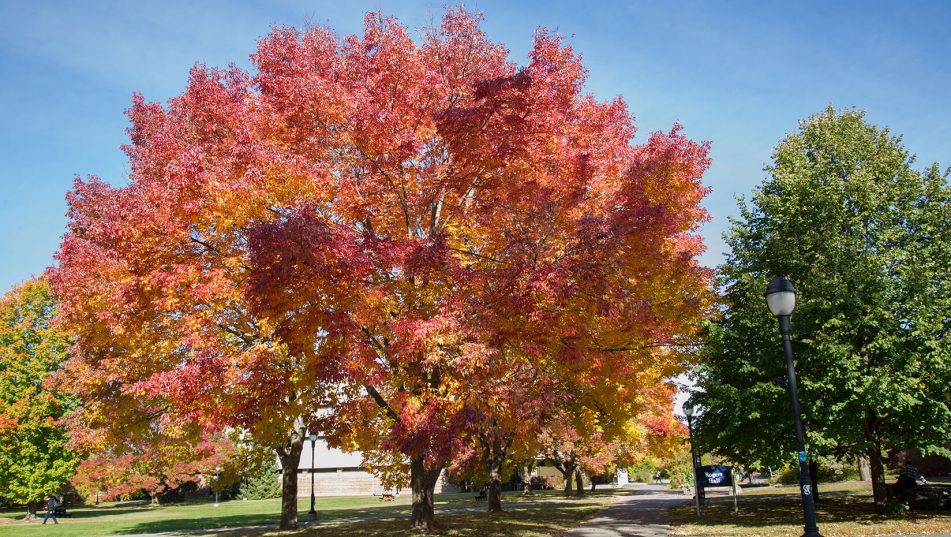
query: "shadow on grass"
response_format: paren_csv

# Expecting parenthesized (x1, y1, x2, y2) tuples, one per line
(64, 507, 163, 519)
(668, 494, 951, 530)
(115, 513, 280, 535)
(212, 502, 609, 537)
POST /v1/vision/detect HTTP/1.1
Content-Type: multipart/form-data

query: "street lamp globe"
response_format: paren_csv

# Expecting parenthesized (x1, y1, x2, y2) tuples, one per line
(764, 277, 797, 317)
(308, 432, 318, 444)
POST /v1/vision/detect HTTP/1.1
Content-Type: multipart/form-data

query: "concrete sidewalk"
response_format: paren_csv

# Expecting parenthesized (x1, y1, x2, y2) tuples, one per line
(565, 484, 689, 537)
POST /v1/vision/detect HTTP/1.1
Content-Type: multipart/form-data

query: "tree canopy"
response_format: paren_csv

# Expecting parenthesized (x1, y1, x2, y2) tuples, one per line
(693, 106, 950, 508)
(0, 278, 77, 511)
(50, 7, 713, 528)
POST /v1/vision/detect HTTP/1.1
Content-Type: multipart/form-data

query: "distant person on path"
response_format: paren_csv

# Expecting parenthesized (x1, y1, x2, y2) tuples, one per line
(41, 495, 59, 525)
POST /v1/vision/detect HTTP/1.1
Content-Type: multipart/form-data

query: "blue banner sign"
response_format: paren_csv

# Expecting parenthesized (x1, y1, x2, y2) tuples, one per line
(697, 464, 733, 488)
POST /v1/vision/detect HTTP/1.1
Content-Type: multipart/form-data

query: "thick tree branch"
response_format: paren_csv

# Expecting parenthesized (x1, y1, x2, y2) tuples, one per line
(364, 384, 401, 422)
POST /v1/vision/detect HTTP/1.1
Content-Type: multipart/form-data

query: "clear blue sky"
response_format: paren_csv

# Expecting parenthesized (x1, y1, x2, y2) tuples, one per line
(1, 0, 949, 292)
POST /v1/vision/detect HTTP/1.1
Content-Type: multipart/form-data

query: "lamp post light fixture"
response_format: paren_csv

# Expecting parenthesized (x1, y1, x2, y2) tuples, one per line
(765, 277, 822, 537)
(214, 465, 221, 507)
(308, 432, 319, 521)
(682, 402, 703, 515)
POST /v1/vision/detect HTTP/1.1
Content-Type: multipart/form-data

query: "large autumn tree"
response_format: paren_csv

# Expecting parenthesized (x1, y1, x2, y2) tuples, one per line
(693, 107, 951, 509)
(51, 7, 712, 530)
(0, 278, 78, 517)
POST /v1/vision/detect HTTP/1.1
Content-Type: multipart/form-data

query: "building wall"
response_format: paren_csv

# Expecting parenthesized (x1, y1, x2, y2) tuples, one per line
(296, 468, 387, 497)
(283, 437, 460, 496)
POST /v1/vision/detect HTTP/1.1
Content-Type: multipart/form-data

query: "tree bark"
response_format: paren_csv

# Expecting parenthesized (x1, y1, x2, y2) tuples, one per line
(863, 414, 887, 510)
(560, 462, 576, 497)
(808, 459, 819, 502)
(549, 453, 577, 497)
(867, 445, 887, 510)
(858, 456, 872, 482)
(276, 426, 306, 530)
(563, 473, 573, 496)
(480, 431, 510, 512)
(487, 460, 504, 512)
(521, 459, 536, 495)
(410, 454, 443, 530)
(574, 469, 585, 496)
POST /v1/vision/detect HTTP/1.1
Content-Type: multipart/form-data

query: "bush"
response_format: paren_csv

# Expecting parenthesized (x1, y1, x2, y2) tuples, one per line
(238, 465, 281, 500)
(778, 456, 861, 485)
(668, 465, 694, 490)
(817, 457, 860, 482)
(529, 476, 557, 490)
(778, 465, 799, 485)
(628, 460, 655, 483)
(659, 447, 694, 489)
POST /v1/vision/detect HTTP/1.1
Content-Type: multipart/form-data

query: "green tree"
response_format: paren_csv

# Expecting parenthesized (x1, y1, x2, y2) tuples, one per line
(0, 278, 78, 516)
(238, 462, 282, 500)
(694, 107, 950, 509)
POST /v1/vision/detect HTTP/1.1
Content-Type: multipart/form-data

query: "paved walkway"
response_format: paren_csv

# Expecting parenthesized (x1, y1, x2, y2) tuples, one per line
(566, 484, 688, 537)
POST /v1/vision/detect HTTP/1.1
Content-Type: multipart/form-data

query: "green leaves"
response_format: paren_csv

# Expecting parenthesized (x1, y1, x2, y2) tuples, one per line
(0, 278, 78, 505)
(695, 107, 950, 473)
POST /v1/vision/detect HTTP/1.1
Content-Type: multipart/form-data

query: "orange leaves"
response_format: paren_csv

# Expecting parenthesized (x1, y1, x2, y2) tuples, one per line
(50, 6, 713, 490)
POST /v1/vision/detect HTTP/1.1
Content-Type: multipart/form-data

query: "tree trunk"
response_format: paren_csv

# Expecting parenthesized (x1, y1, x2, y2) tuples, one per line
(808, 460, 819, 502)
(521, 459, 536, 495)
(549, 453, 577, 497)
(560, 462, 576, 497)
(863, 414, 888, 511)
(410, 455, 443, 530)
(858, 456, 872, 482)
(867, 445, 887, 510)
(574, 469, 585, 496)
(276, 426, 306, 530)
(480, 433, 509, 512)
(487, 466, 503, 512)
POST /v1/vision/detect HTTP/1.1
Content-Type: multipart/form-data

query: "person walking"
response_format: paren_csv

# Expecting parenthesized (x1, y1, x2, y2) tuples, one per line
(41, 495, 59, 525)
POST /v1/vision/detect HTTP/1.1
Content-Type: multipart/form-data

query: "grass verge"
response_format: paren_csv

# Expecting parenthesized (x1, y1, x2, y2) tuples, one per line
(669, 481, 951, 537)
(0, 489, 617, 536)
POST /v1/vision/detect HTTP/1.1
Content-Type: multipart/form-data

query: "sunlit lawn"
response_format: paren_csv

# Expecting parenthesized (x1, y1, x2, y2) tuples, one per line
(669, 481, 951, 537)
(223, 495, 619, 537)
(0, 489, 618, 536)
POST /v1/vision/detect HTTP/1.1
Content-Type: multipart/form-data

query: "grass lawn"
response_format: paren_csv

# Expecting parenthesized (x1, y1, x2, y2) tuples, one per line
(221, 496, 617, 537)
(669, 481, 951, 537)
(0, 489, 618, 537)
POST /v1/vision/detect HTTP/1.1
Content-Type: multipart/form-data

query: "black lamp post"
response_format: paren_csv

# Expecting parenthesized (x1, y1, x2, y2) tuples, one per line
(239, 430, 249, 501)
(682, 402, 703, 515)
(765, 277, 822, 537)
(308, 432, 318, 521)
(214, 465, 221, 507)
